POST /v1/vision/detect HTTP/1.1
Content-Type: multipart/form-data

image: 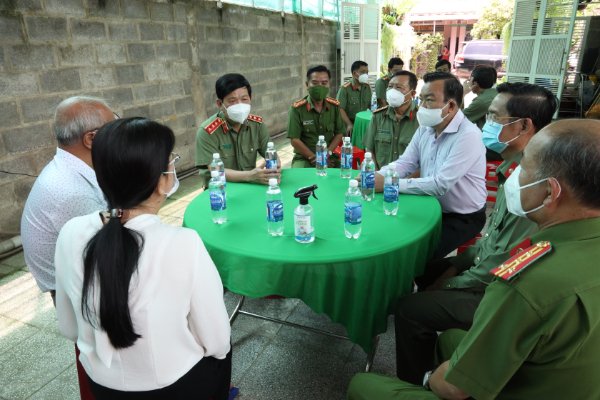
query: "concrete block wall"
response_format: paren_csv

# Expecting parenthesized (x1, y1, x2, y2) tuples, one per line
(0, 0, 339, 238)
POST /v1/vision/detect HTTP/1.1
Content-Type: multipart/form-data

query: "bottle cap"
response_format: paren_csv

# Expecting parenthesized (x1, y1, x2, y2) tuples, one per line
(210, 170, 219, 178)
(349, 179, 358, 188)
(268, 178, 278, 187)
(267, 141, 274, 148)
(364, 151, 372, 159)
(212, 153, 220, 159)
(318, 135, 325, 140)
(344, 137, 350, 143)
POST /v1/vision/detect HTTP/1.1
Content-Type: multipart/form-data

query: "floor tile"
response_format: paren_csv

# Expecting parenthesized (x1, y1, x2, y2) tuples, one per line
(27, 363, 79, 400)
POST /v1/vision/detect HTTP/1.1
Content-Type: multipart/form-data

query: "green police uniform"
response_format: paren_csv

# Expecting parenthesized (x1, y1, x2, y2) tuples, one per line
(336, 81, 372, 122)
(375, 75, 391, 104)
(287, 95, 344, 168)
(349, 217, 600, 400)
(363, 102, 419, 169)
(463, 87, 497, 129)
(196, 111, 269, 180)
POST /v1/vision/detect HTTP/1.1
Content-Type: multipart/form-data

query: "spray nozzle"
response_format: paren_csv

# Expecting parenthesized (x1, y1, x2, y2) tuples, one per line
(294, 184, 318, 205)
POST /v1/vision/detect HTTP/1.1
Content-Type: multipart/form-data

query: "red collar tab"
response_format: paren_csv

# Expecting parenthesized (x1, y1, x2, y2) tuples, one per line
(504, 162, 519, 178)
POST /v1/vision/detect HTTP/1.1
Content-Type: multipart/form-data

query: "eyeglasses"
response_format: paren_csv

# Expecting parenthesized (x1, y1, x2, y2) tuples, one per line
(163, 153, 180, 175)
(84, 112, 122, 135)
(486, 113, 522, 124)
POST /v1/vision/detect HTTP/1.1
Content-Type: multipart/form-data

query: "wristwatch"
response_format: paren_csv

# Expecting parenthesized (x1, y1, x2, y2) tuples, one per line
(423, 370, 434, 390)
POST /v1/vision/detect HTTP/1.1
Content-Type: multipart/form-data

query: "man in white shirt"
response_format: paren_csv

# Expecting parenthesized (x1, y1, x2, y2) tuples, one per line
(21, 96, 117, 300)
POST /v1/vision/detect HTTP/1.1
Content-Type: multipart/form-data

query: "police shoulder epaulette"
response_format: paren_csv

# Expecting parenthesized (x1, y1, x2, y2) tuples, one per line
(247, 114, 263, 123)
(373, 105, 389, 114)
(382, 75, 390, 81)
(489, 241, 552, 281)
(325, 97, 340, 106)
(293, 99, 307, 108)
(343, 82, 351, 88)
(204, 117, 226, 135)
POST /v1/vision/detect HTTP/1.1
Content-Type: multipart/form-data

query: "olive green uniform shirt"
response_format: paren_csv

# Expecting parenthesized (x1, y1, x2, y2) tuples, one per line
(446, 217, 600, 400)
(363, 102, 419, 169)
(196, 111, 269, 178)
(287, 96, 344, 163)
(336, 81, 372, 122)
(375, 75, 391, 103)
(444, 154, 538, 290)
(463, 87, 497, 129)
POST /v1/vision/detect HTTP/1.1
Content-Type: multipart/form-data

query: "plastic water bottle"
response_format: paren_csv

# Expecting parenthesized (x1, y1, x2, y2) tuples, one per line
(370, 92, 378, 112)
(315, 135, 328, 176)
(209, 153, 226, 187)
(340, 137, 353, 178)
(344, 179, 362, 239)
(383, 168, 399, 216)
(265, 142, 278, 170)
(266, 178, 284, 236)
(208, 170, 227, 224)
(360, 152, 375, 202)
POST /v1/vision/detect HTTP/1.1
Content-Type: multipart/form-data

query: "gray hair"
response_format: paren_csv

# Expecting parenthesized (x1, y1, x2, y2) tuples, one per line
(53, 96, 112, 146)
(535, 119, 600, 209)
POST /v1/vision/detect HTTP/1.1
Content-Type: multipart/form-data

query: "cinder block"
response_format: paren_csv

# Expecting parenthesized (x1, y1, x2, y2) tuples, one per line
(178, 43, 191, 60)
(25, 16, 67, 42)
(139, 22, 164, 41)
(80, 67, 116, 89)
(0, 72, 39, 97)
(0, 48, 5, 72)
(156, 43, 179, 60)
(166, 24, 187, 41)
(222, 28, 237, 42)
(88, 0, 120, 17)
(171, 61, 191, 80)
(108, 22, 139, 41)
(0, 202, 25, 234)
(20, 96, 61, 123)
(7, 45, 55, 71)
(0, 0, 42, 12)
(173, 3, 188, 22)
(44, 0, 84, 16)
(150, 2, 173, 22)
(195, 6, 220, 24)
(71, 20, 106, 42)
(122, 104, 150, 118)
(206, 27, 223, 41)
(96, 44, 126, 65)
(0, 14, 23, 42)
(133, 84, 159, 102)
(128, 43, 155, 62)
(0, 101, 20, 128)
(39, 68, 81, 92)
(149, 101, 174, 119)
(115, 64, 144, 85)
(175, 96, 193, 114)
(182, 79, 192, 95)
(145, 62, 170, 81)
(102, 87, 133, 108)
(123, 0, 149, 19)
(2, 122, 54, 153)
(159, 81, 184, 97)
(0, 154, 37, 184)
(58, 44, 94, 66)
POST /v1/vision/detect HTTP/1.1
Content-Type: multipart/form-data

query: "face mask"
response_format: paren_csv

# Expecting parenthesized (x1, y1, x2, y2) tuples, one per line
(308, 85, 329, 101)
(482, 119, 522, 153)
(386, 89, 407, 108)
(358, 73, 369, 84)
(416, 103, 450, 127)
(504, 165, 559, 217)
(225, 103, 251, 124)
(165, 171, 179, 198)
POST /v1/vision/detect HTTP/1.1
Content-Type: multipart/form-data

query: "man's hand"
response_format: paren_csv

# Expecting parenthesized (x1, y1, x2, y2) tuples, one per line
(429, 362, 469, 400)
(246, 160, 281, 184)
(345, 123, 354, 136)
(426, 266, 459, 291)
(328, 153, 340, 168)
(308, 154, 317, 165)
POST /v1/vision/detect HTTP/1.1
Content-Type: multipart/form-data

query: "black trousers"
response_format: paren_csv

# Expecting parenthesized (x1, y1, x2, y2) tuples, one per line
(394, 289, 484, 385)
(87, 350, 232, 400)
(431, 207, 486, 260)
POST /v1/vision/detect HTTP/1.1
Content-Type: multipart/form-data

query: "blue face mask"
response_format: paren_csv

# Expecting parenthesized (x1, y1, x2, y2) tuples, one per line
(482, 119, 521, 154)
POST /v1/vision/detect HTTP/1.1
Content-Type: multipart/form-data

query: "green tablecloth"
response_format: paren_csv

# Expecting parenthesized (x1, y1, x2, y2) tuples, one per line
(351, 110, 372, 150)
(183, 168, 441, 352)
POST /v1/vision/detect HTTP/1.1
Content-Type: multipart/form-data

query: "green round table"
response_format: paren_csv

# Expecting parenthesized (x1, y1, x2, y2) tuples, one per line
(183, 168, 441, 352)
(351, 110, 372, 150)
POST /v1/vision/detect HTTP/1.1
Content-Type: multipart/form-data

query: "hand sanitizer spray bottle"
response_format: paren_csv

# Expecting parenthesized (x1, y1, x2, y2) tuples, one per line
(293, 185, 318, 243)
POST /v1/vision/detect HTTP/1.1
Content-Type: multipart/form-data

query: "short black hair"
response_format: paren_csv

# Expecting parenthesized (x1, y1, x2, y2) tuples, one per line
(215, 73, 252, 100)
(435, 59, 452, 70)
(351, 60, 368, 73)
(423, 71, 463, 107)
(388, 57, 404, 69)
(535, 119, 600, 209)
(306, 65, 331, 81)
(392, 70, 418, 91)
(496, 82, 557, 132)
(471, 65, 497, 89)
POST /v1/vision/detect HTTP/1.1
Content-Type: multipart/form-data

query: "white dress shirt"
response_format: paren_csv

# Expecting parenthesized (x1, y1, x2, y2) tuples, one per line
(21, 148, 106, 292)
(379, 111, 487, 214)
(55, 213, 231, 391)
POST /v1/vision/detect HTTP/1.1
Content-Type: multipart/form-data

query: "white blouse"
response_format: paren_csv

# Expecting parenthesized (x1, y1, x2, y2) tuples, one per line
(55, 213, 231, 391)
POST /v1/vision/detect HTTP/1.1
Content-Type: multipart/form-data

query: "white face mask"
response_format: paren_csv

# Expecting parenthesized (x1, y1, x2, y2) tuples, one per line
(504, 165, 560, 218)
(416, 102, 450, 127)
(386, 89, 407, 108)
(358, 73, 369, 84)
(225, 103, 251, 124)
(165, 171, 179, 198)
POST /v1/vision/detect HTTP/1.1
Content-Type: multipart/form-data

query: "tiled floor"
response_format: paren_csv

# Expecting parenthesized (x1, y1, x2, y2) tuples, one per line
(0, 135, 398, 400)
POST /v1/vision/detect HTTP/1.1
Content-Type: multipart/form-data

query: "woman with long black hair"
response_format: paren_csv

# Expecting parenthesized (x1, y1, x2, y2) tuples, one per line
(55, 117, 231, 399)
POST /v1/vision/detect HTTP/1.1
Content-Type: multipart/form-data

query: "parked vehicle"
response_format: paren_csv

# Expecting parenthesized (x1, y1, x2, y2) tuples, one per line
(454, 39, 507, 77)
